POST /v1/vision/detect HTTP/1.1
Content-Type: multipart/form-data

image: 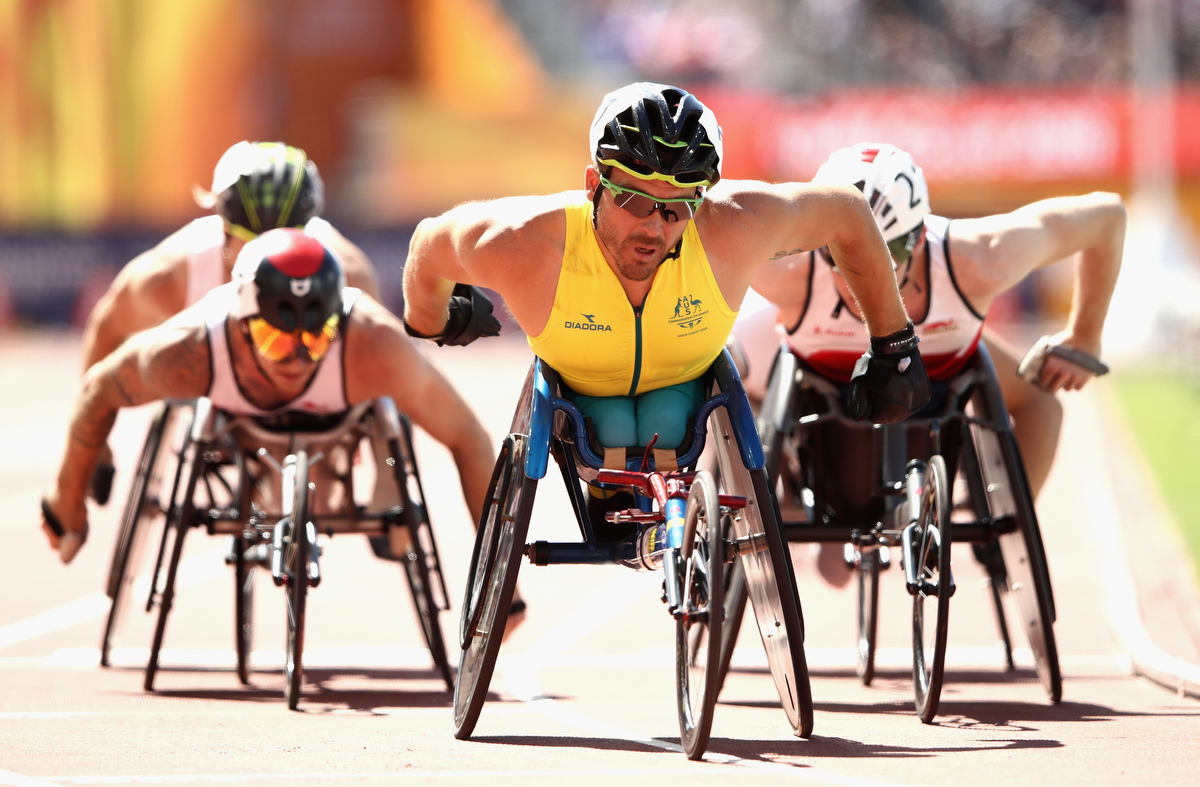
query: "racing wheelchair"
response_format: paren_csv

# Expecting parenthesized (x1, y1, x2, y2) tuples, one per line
(98, 395, 452, 709)
(453, 349, 812, 761)
(716, 341, 1061, 723)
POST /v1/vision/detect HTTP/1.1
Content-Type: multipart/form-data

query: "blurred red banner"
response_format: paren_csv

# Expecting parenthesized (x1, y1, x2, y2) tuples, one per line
(704, 87, 1200, 184)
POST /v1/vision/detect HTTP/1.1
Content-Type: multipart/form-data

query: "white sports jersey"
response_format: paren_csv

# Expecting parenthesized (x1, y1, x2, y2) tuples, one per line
(182, 215, 335, 307)
(785, 214, 984, 383)
(202, 282, 360, 417)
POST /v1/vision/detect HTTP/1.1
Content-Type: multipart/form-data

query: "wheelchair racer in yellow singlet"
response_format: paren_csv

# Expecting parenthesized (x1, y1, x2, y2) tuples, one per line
(401, 82, 932, 534)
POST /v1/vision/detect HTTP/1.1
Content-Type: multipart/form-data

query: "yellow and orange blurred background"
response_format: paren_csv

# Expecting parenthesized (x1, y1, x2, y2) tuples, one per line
(2, 0, 1200, 326)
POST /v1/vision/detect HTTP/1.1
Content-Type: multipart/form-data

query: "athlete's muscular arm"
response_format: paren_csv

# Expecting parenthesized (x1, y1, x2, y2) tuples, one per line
(344, 297, 495, 525)
(43, 315, 212, 549)
(402, 194, 566, 337)
(325, 226, 384, 302)
(952, 192, 1125, 389)
(80, 243, 189, 371)
(702, 181, 909, 337)
(750, 253, 811, 328)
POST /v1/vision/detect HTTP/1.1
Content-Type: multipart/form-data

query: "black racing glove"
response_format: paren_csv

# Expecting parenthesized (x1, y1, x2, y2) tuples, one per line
(404, 284, 501, 346)
(847, 322, 931, 424)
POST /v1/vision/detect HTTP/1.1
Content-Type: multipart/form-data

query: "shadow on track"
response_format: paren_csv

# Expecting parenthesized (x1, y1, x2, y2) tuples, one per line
(110, 665, 455, 712)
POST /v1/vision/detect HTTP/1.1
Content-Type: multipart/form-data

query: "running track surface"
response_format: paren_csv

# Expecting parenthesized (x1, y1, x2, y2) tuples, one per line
(2, 332, 1199, 786)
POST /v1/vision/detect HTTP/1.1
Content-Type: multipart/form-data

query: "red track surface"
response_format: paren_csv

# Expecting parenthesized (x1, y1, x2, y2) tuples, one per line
(2, 332, 1199, 785)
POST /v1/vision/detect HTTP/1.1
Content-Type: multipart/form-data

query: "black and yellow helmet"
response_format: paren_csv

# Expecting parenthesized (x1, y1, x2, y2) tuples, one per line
(590, 83, 723, 188)
(198, 141, 325, 241)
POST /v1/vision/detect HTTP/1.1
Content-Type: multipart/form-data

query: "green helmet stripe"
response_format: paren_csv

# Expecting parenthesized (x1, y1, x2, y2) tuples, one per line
(598, 158, 714, 189)
(652, 135, 688, 149)
(276, 146, 307, 228)
(235, 178, 262, 232)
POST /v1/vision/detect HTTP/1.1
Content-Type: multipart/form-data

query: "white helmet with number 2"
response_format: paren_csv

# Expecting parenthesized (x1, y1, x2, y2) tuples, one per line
(814, 143, 929, 244)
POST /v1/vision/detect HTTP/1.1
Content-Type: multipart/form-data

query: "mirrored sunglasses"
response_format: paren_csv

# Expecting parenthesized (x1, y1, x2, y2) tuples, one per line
(246, 313, 339, 363)
(599, 173, 704, 224)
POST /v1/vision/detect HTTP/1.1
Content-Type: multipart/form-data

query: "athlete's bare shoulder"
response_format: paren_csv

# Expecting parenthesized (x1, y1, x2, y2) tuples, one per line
(112, 222, 204, 313)
(450, 191, 571, 251)
(694, 179, 815, 264)
(320, 223, 383, 300)
(340, 294, 429, 403)
(438, 191, 572, 287)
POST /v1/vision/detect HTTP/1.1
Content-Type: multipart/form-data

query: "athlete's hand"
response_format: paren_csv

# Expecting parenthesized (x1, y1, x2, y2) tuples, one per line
(405, 284, 501, 346)
(847, 322, 931, 423)
(40, 488, 90, 565)
(1017, 332, 1108, 393)
(440, 284, 502, 346)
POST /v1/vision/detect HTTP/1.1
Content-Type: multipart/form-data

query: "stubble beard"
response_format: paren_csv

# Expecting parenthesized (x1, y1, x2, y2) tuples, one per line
(595, 217, 669, 283)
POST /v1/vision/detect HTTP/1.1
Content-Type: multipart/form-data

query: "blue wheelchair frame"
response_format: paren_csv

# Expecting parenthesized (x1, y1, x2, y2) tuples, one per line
(452, 347, 814, 755)
(522, 349, 763, 565)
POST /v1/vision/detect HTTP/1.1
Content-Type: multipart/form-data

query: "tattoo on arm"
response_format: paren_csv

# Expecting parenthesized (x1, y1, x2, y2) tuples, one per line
(77, 324, 211, 444)
(769, 248, 805, 260)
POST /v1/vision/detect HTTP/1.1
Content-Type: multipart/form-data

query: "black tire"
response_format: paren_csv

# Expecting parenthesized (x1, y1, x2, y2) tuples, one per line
(856, 549, 882, 686)
(712, 556, 747, 699)
(388, 432, 453, 691)
(101, 403, 181, 667)
(453, 435, 535, 740)
(996, 431, 1062, 702)
(285, 452, 310, 711)
(234, 537, 254, 685)
(912, 455, 952, 724)
(964, 346, 1061, 702)
(402, 529, 453, 691)
(144, 430, 204, 692)
(711, 404, 813, 738)
(676, 471, 724, 760)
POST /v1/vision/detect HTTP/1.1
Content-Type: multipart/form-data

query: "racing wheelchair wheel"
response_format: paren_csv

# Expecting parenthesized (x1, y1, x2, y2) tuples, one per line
(453, 434, 536, 739)
(143, 422, 206, 692)
(676, 471, 724, 760)
(710, 554, 747, 702)
(101, 402, 185, 668)
(962, 419, 1062, 702)
(910, 455, 952, 723)
(284, 451, 312, 711)
(856, 548, 882, 686)
(711, 407, 814, 738)
(389, 417, 453, 691)
(234, 536, 254, 685)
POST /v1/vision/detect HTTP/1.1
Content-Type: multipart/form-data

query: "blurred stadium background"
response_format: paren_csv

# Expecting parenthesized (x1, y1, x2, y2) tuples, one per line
(5, 0, 1200, 576)
(1, 0, 1199, 345)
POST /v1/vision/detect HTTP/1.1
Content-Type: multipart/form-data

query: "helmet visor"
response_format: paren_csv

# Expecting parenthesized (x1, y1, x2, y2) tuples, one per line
(246, 313, 339, 363)
(599, 173, 703, 224)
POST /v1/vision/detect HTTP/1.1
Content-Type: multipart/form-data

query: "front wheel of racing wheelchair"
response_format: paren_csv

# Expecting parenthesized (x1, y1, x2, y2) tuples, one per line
(136, 396, 453, 705)
(452, 351, 813, 759)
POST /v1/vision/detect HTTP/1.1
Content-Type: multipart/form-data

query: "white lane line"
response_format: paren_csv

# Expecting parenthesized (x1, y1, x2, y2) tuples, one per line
(0, 645, 441, 670)
(1079, 391, 1200, 697)
(29, 770, 715, 784)
(0, 546, 227, 653)
(0, 771, 61, 787)
(0, 595, 110, 652)
(0, 712, 103, 719)
(501, 573, 911, 786)
(0, 645, 1129, 673)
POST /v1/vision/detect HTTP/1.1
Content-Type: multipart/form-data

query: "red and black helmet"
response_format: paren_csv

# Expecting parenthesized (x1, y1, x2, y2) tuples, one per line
(232, 228, 345, 333)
